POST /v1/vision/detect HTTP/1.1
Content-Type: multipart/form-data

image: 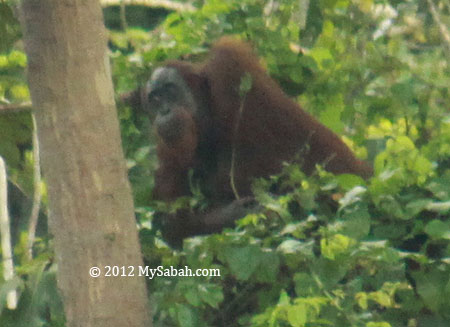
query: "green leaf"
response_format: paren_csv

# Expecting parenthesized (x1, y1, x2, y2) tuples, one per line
(413, 269, 449, 312)
(366, 322, 392, 327)
(336, 174, 365, 190)
(319, 94, 344, 133)
(254, 250, 280, 283)
(239, 72, 253, 97)
(198, 284, 223, 309)
(175, 304, 198, 327)
(287, 304, 307, 327)
(294, 273, 319, 297)
(405, 199, 432, 217)
(424, 220, 450, 240)
(223, 245, 262, 281)
(321, 234, 355, 260)
(356, 0, 373, 13)
(0, 55, 8, 68)
(184, 288, 202, 307)
(369, 291, 392, 307)
(355, 292, 368, 309)
(341, 205, 371, 240)
(309, 47, 333, 69)
(338, 186, 367, 208)
(277, 239, 304, 254)
(426, 175, 450, 200)
(8, 50, 27, 67)
(312, 258, 349, 289)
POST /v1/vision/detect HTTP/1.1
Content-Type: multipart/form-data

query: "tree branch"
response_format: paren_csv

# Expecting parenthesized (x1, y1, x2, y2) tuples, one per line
(0, 156, 18, 309)
(426, 0, 450, 58)
(100, 0, 196, 12)
(0, 101, 33, 113)
(27, 115, 42, 261)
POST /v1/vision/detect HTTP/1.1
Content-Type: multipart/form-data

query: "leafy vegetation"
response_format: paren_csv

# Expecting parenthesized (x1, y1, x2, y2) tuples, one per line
(1, 0, 449, 326)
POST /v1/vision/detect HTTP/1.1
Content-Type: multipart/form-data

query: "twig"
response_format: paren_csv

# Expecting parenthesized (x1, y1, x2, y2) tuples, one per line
(230, 100, 245, 200)
(230, 74, 253, 200)
(0, 156, 18, 309)
(26, 115, 42, 260)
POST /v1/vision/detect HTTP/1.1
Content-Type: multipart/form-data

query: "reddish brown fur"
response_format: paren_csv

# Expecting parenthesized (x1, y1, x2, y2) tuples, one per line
(154, 37, 371, 203)
(153, 107, 198, 199)
(151, 38, 372, 246)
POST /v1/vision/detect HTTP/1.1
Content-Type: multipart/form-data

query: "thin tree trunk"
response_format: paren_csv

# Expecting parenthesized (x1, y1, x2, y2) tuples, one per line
(19, 1, 151, 326)
(0, 156, 18, 309)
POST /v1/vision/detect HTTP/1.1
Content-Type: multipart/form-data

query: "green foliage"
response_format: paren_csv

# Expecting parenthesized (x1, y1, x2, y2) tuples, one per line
(138, 118, 449, 326)
(139, 152, 450, 326)
(0, 1, 33, 195)
(124, 1, 450, 325)
(0, 2, 21, 53)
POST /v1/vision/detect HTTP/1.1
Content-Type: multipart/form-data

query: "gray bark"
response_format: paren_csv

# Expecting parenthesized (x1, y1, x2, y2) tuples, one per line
(20, 1, 151, 326)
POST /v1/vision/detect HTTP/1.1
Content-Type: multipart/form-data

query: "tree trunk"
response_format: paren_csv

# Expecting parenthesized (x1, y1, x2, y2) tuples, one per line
(19, 1, 151, 326)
